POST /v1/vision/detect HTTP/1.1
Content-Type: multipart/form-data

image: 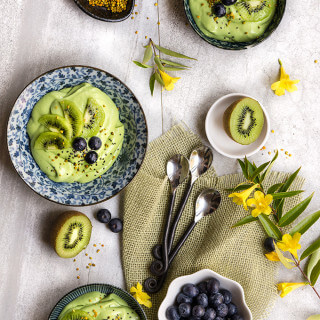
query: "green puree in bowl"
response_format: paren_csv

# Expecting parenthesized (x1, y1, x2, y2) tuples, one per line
(189, 0, 277, 42)
(57, 292, 140, 320)
(27, 83, 124, 183)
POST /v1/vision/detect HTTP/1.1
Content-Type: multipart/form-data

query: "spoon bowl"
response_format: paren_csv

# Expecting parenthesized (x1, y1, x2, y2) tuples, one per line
(195, 189, 221, 223)
(166, 155, 190, 191)
(189, 146, 213, 183)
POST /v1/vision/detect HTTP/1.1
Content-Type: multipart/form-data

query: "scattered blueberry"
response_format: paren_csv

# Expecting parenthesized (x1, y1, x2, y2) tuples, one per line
(178, 303, 191, 318)
(220, 289, 232, 304)
(207, 278, 220, 295)
(231, 315, 244, 320)
(215, 317, 225, 320)
(166, 306, 180, 320)
(85, 150, 98, 164)
(72, 137, 87, 151)
(213, 3, 226, 17)
(108, 218, 123, 233)
(196, 293, 208, 308)
(192, 305, 205, 318)
(228, 302, 238, 316)
(176, 293, 193, 305)
(264, 237, 276, 252)
(203, 308, 216, 320)
(88, 136, 102, 150)
(97, 209, 111, 223)
(197, 281, 208, 294)
(209, 292, 224, 308)
(222, 0, 237, 5)
(216, 303, 229, 317)
(182, 284, 199, 298)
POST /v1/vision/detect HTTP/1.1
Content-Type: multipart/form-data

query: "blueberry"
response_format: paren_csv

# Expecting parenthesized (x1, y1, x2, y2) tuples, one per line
(72, 137, 87, 151)
(197, 281, 208, 294)
(189, 317, 201, 320)
(220, 289, 232, 304)
(203, 307, 216, 320)
(264, 237, 276, 252)
(231, 315, 244, 320)
(97, 209, 111, 223)
(213, 3, 226, 17)
(108, 218, 123, 233)
(166, 306, 180, 320)
(85, 151, 98, 164)
(222, 0, 237, 5)
(207, 278, 220, 295)
(215, 317, 225, 320)
(227, 302, 238, 316)
(88, 136, 102, 150)
(196, 293, 208, 308)
(182, 284, 199, 298)
(216, 303, 229, 317)
(192, 305, 205, 318)
(178, 303, 191, 318)
(209, 292, 224, 308)
(176, 293, 193, 304)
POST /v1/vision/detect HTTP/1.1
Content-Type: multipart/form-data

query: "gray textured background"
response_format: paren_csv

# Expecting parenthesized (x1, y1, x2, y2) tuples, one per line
(0, 0, 319, 318)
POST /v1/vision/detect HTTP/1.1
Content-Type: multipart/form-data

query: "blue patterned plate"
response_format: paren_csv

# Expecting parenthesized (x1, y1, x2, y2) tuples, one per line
(48, 283, 147, 320)
(7, 66, 148, 206)
(184, 0, 286, 50)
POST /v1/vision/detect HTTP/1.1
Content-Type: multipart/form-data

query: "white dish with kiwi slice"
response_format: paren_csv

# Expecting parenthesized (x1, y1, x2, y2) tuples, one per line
(205, 93, 270, 158)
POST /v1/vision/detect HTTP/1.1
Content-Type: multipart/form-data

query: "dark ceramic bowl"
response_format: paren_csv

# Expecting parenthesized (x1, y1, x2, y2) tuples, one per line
(74, 0, 135, 22)
(184, 0, 286, 50)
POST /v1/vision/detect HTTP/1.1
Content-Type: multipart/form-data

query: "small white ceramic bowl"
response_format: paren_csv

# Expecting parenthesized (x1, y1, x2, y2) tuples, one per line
(158, 269, 252, 320)
(205, 93, 270, 159)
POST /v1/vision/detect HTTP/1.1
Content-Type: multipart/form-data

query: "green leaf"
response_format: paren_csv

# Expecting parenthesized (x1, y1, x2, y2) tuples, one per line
(155, 44, 197, 60)
(301, 238, 320, 260)
(154, 55, 165, 71)
(290, 210, 320, 236)
(149, 73, 156, 96)
(247, 161, 255, 180)
(133, 61, 153, 68)
(307, 249, 320, 279)
(278, 193, 314, 227)
(258, 214, 282, 240)
(225, 184, 254, 192)
(274, 243, 296, 269)
(251, 162, 270, 182)
(154, 72, 164, 86)
(276, 198, 285, 221)
(232, 215, 258, 227)
(307, 315, 320, 320)
(142, 46, 153, 64)
(261, 150, 278, 183)
(237, 159, 248, 179)
(270, 190, 304, 200)
(163, 66, 188, 71)
(159, 59, 190, 68)
(267, 183, 284, 195)
(311, 259, 320, 286)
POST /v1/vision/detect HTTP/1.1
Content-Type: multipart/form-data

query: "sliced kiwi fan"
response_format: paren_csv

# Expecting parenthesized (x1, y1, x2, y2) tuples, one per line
(235, 0, 276, 22)
(60, 100, 84, 138)
(39, 114, 73, 140)
(34, 132, 71, 150)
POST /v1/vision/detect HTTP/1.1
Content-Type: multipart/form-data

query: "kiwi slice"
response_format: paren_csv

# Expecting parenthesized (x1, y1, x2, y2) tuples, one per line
(235, 0, 276, 22)
(52, 211, 92, 259)
(39, 114, 73, 140)
(60, 100, 84, 137)
(82, 98, 106, 138)
(223, 97, 264, 145)
(34, 132, 70, 150)
(61, 310, 94, 320)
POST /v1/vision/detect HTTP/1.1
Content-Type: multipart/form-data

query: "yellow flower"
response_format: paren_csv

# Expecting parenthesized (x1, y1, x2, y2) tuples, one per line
(247, 191, 273, 217)
(130, 282, 152, 308)
(159, 70, 180, 91)
(277, 232, 301, 259)
(228, 184, 259, 210)
(277, 282, 307, 298)
(271, 59, 300, 96)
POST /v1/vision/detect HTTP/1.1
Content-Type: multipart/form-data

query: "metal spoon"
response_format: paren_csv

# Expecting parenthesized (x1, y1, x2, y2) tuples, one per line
(152, 146, 213, 262)
(144, 189, 221, 294)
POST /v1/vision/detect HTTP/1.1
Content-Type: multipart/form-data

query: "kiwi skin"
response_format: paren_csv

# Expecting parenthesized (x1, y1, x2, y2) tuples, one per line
(51, 211, 92, 259)
(223, 99, 239, 141)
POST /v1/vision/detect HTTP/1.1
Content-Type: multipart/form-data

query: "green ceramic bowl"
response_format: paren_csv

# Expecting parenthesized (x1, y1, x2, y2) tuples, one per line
(184, 0, 286, 50)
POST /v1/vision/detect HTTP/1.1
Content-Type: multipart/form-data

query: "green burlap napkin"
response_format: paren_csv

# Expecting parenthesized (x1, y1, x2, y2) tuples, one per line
(122, 125, 304, 320)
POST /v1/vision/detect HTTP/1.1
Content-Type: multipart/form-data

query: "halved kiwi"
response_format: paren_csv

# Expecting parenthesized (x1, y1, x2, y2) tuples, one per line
(52, 211, 92, 259)
(60, 100, 84, 138)
(82, 98, 106, 138)
(39, 114, 73, 140)
(223, 97, 264, 145)
(235, 0, 276, 22)
(61, 310, 94, 320)
(34, 132, 70, 150)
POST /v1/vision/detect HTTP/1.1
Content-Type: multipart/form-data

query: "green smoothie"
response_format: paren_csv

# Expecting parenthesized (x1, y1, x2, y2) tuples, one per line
(58, 292, 140, 320)
(27, 83, 124, 183)
(189, 0, 277, 42)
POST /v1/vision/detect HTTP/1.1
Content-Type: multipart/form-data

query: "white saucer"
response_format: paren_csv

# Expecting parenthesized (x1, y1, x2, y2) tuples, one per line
(205, 93, 270, 159)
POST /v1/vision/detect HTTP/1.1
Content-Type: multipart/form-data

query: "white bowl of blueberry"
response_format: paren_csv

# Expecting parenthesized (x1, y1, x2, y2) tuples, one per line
(158, 269, 252, 320)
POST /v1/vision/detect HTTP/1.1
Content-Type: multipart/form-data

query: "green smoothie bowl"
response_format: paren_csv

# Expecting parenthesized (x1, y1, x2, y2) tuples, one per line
(48, 283, 147, 320)
(184, 0, 286, 50)
(7, 66, 148, 206)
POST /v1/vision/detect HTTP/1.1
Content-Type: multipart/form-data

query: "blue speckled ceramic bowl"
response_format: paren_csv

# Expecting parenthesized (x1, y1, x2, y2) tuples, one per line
(48, 283, 147, 320)
(7, 66, 148, 206)
(184, 0, 286, 50)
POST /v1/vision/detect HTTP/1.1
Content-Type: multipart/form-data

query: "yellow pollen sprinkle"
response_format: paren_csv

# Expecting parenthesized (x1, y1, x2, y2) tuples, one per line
(268, 151, 271, 155)
(97, 249, 100, 253)
(135, 31, 138, 34)
(271, 129, 274, 133)
(262, 146, 266, 150)
(315, 60, 318, 63)
(154, 2, 158, 5)
(73, 259, 76, 262)
(77, 276, 80, 279)
(93, 244, 97, 247)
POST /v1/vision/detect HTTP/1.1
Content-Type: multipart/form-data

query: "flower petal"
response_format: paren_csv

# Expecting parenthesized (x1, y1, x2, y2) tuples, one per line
(247, 198, 257, 207)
